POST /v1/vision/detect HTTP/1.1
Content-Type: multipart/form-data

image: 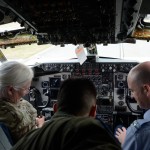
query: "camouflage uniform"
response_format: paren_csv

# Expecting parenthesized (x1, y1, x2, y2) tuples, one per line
(0, 98, 37, 144)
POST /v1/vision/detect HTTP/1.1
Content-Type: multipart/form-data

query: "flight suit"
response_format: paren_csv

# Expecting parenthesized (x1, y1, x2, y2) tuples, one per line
(12, 111, 121, 150)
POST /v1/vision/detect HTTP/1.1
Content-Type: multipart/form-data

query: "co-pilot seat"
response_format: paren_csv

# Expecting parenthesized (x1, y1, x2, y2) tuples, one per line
(0, 123, 13, 150)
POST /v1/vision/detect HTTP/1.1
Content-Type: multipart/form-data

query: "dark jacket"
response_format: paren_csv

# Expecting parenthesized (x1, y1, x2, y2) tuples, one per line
(12, 112, 121, 150)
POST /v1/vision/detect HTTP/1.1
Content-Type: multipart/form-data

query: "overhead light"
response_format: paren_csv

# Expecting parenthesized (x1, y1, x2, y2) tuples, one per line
(137, 16, 150, 29)
(143, 14, 150, 23)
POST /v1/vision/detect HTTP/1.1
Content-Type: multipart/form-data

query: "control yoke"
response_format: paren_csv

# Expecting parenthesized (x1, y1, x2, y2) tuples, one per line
(125, 96, 144, 115)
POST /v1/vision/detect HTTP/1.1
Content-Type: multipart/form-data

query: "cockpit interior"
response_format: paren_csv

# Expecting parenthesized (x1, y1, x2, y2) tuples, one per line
(0, 0, 150, 148)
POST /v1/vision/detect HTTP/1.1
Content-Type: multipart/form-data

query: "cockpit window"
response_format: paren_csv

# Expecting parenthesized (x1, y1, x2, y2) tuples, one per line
(1, 23, 150, 65)
(1, 40, 150, 66)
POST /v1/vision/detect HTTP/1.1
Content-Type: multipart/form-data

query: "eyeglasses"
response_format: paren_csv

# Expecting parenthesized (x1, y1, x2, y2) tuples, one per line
(13, 87, 30, 93)
(20, 87, 30, 92)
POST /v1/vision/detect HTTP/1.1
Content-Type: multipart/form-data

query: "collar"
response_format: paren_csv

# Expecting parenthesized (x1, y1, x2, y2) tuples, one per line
(52, 111, 76, 119)
(144, 109, 150, 120)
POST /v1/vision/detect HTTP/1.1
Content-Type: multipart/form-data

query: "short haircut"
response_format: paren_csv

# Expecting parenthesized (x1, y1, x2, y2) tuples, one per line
(57, 78, 97, 115)
(129, 61, 150, 85)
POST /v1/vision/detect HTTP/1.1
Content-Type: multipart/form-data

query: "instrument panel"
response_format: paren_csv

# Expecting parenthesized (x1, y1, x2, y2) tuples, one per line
(27, 60, 142, 130)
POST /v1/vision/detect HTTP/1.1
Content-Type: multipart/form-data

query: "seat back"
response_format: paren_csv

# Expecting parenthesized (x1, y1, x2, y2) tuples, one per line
(0, 123, 13, 150)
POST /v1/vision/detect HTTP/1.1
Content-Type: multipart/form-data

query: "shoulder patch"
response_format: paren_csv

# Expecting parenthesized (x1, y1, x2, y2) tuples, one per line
(132, 120, 141, 130)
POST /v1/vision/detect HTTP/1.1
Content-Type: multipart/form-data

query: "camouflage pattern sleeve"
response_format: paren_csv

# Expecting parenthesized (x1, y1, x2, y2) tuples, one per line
(0, 98, 38, 143)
